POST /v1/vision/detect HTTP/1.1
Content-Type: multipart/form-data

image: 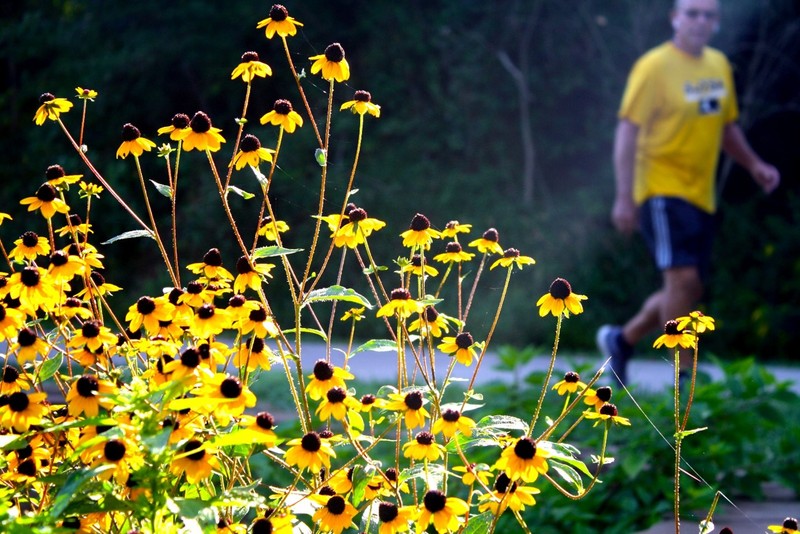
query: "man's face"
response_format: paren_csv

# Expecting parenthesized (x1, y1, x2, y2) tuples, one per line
(672, 0, 719, 53)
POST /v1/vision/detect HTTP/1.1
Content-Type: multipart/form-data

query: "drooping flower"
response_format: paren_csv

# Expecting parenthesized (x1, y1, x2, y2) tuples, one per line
(438, 332, 478, 366)
(376, 288, 424, 320)
(583, 385, 613, 412)
(187, 248, 234, 281)
(233, 256, 274, 294)
(284, 431, 336, 473)
(433, 242, 474, 264)
(477, 472, 540, 515)
(157, 113, 191, 141)
(231, 51, 272, 83)
(440, 220, 472, 239)
(400, 213, 440, 250)
(552, 371, 587, 396)
(468, 228, 503, 255)
(171, 439, 220, 483)
(584, 402, 631, 427)
(75, 87, 97, 101)
(44, 164, 82, 187)
(9, 231, 50, 263)
(403, 431, 445, 462)
(408, 306, 453, 338)
(311, 494, 358, 534)
(116, 123, 156, 159)
(175, 111, 226, 152)
(47, 250, 85, 283)
(306, 360, 354, 401)
(330, 206, 385, 249)
(402, 254, 438, 278)
(494, 436, 550, 483)
(33, 92, 73, 125)
(12, 327, 51, 365)
(65, 375, 118, 417)
(377, 501, 417, 534)
(431, 408, 476, 439)
(310, 43, 350, 83)
(340, 90, 380, 117)
(653, 320, 697, 350)
(417, 490, 469, 534)
(235, 411, 279, 447)
(232, 134, 274, 170)
(676, 310, 716, 334)
(0, 391, 49, 432)
(385, 390, 429, 430)
(258, 216, 290, 242)
(126, 295, 175, 336)
(490, 248, 536, 270)
(260, 99, 303, 133)
(768, 517, 799, 534)
(20, 183, 70, 219)
(257, 4, 303, 39)
(536, 277, 587, 318)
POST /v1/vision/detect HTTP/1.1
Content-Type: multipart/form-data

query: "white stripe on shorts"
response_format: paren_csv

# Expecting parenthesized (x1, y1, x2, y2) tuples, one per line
(651, 197, 672, 269)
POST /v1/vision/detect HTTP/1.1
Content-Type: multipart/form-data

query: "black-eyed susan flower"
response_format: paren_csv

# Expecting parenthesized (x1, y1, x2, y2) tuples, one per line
(0, 391, 49, 432)
(477, 472, 540, 514)
(417, 490, 469, 534)
(306, 360, 354, 401)
(258, 216, 290, 242)
(126, 295, 175, 336)
(231, 51, 272, 83)
(552, 371, 587, 396)
(490, 248, 536, 270)
(187, 248, 234, 281)
(676, 310, 716, 334)
(163, 347, 214, 385)
(468, 228, 503, 255)
(47, 250, 85, 283)
(400, 213, 440, 250)
(33, 92, 73, 125)
(257, 4, 303, 39)
(88, 436, 144, 484)
(237, 411, 279, 447)
(441, 220, 472, 239)
(157, 113, 191, 141)
(55, 297, 93, 321)
(431, 408, 476, 439)
(232, 133, 274, 170)
(116, 123, 156, 159)
(189, 303, 232, 339)
(20, 183, 70, 219)
(68, 320, 117, 352)
(179, 280, 216, 308)
(65, 375, 117, 417)
(260, 99, 303, 133)
(9, 231, 50, 263)
(234, 336, 272, 371)
(341, 306, 366, 323)
(188, 374, 256, 423)
(331, 206, 386, 249)
(494, 436, 550, 483)
(408, 306, 453, 338)
(340, 90, 380, 117)
(376, 501, 417, 534)
(438, 332, 478, 366)
(171, 439, 220, 483)
(316, 386, 358, 422)
(583, 385, 612, 412)
(175, 111, 226, 152)
(233, 256, 274, 294)
(2, 436, 51, 483)
(216, 518, 247, 534)
(12, 327, 51, 365)
(536, 277, 587, 318)
(7, 266, 59, 312)
(0, 303, 25, 342)
(385, 390, 429, 429)
(354, 393, 386, 413)
(403, 431, 445, 462)
(402, 254, 439, 278)
(376, 288, 424, 320)
(1, 366, 30, 395)
(284, 431, 336, 473)
(44, 164, 82, 187)
(584, 402, 631, 427)
(768, 517, 799, 534)
(653, 320, 696, 350)
(452, 463, 492, 487)
(311, 494, 358, 534)
(75, 86, 97, 101)
(433, 242, 474, 264)
(310, 43, 350, 83)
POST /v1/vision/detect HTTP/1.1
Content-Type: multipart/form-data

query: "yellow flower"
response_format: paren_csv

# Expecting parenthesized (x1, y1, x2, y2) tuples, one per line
(116, 123, 157, 159)
(47, 250, 85, 283)
(438, 332, 478, 366)
(536, 277, 587, 318)
(230, 51, 272, 83)
(408, 306, 453, 338)
(234, 336, 272, 371)
(417, 490, 469, 534)
(284, 431, 336, 473)
(256, 4, 303, 39)
(88, 436, 144, 484)
(653, 319, 696, 349)
(330, 205, 386, 249)
(68, 320, 118, 352)
(189, 303, 232, 339)
(583, 385, 613, 412)
(20, 183, 70, 219)
(376, 288, 424, 320)
(341, 306, 366, 322)
(260, 99, 303, 133)
(376, 502, 417, 534)
(433, 242, 474, 264)
(258, 216, 290, 242)
(490, 248, 536, 270)
(583, 402, 631, 427)
(310, 43, 350, 83)
(162, 347, 214, 385)
(0, 303, 25, 342)
(477, 473, 540, 515)
(552, 371, 587, 396)
(126, 295, 175, 335)
(315, 387, 357, 422)
(441, 220, 472, 239)
(676, 310, 716, 334)
(187, 248, 235, 281)
(7, 266, 59, 312)
(0, 366, 30, 396)
(12, 327, 51, 365)
(768, 518, 799, 534)
(494, 436, 550, 483)
(452, 463, 492, 487)
(233, 256, 274, 294)
(340, 90, 380, 117)
(400, 213, 440, 250)
(385, 390, 429, 430)
(171, 439, 220, 483)
(431, 408, 476, 439)
(232, 134, 274, 170)
(33, 92, 73, 125)
(311, 494, 358, 534)
(9, 231, 50, 263)
(175, 111, 226, 152)
(234, 411, 279, 447)
(403, 431, 445, 462)
(468, 228, 503, 255)
(75, 87, 98, 101)
(402, 254, 438, 278)
(186, 373, 257, 424)
(0, 391, 48, 432)
(306, 360, 354, 401)
(65, 375, 118, 417)
(44, 164, 82, 187)
(157, 113, 191, 141)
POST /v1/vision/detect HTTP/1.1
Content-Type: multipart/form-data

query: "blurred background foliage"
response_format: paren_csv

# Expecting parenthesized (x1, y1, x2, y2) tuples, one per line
(1, 0, 798, 359)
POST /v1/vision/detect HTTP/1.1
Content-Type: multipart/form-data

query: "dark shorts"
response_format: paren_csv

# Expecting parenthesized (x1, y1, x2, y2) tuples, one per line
(639, 197, 715, 279)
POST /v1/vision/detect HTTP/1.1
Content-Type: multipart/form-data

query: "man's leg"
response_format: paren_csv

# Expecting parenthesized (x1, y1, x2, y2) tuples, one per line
(661, 265, 704, 369)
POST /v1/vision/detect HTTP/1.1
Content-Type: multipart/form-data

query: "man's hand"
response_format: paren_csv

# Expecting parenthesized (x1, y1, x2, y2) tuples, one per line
(750, 160, 781, 194)
(611, 196, 638, 236)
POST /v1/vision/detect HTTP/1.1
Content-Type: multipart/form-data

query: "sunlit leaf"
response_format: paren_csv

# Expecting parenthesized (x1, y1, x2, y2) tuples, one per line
(102, 229, 154, 244)
(150, 180, 173, 199)
(302, 285, 372, 309)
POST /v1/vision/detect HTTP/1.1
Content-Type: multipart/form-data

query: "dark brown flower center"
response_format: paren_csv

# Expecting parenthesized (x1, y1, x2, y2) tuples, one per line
(596, 386, 612, 403)
(423, 306, 439, 321)
(410, 255, 423, 267)
(156, 355, 173, 374)
(360, 394, 376, 406)
(348, 207, 367, 222)
(273, 99, 293, 115)
(220, 377, 243, 398)
(482, 228, 499, 242)
(549, 278, 572, 299)
(186, 281, 202, 295)
(121, 123, 142, 142)
(104, 439, 127, 461)
(378, 501, 398, 522)
(17, 444, 33, 460)
(564, 371, 580, 383)
(236, 256, 253, 274)
(183, 440, 206, 461)
(202, 248, 223, 267)
(248, 307, 268, 323)
(39, 93, 55, 104)
(196, 304, 215, 319)
(240, 134, 261, 152)
(17, 458, 37, 477)
(390, 288, 411, 301)
(256, 411, 275, 430)
(386, 467, 398, 481)
(326, 495, 346, 515)
(170, 113, 190, 129)
(415, 431, 434, 445)
(76, 375, 99, 397)
(241, 51, 260, 62)
(404, 391, 423, 410)
(46, 164, 66, 180)
(17, 327, 37, 347)
(326, 387, 347, 403)
(269, 4, 289, 21)
(50, 250, 68, 267)
(21, 231, 40, 247)
(599, 403, 619, 417)
(513, 437, 537, 459)
(36, 183, 58, 202)
(136, 296, 156, 315)
(301, 432, 322, 452)
(423, 490, 447, 513)
(3, 366, 20, 383)
(324, 43, 345, 63)
(442, 409, 460, 422)
(20, 267, 41, 287)
(664, 320, 681, 336)
(180, 348, 201, 368)
(228, 294, 246, 308)
(313, 360, 335, 380)
(445, 242, 462, 253)
(8, 391, 30, 412)
(503, 248, 520, 258)
(455, 332, 473, 349)
(783, 518, 799, 529)
(189, 111, 212, 133)
(353, 90, 371, 102)
(250, 517, 273, 534)
(82, 321, 101, 338)
(409, 213, 430, 231)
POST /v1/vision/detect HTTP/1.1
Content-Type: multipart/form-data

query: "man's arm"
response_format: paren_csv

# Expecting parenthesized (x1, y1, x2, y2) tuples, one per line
(722, 123, 781, 194)
(612, 119, 640, 235)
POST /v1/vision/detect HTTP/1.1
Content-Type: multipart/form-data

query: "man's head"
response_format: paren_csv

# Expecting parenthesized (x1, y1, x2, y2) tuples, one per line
(671, 0, 720, 56)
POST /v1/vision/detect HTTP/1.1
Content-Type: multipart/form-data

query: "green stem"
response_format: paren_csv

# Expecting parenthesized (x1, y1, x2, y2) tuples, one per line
(528, 313, 563, 436)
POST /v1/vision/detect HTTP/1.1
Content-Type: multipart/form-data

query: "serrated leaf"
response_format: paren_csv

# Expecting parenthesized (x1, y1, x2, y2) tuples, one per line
(51, 465, 114, 517)
(353, 339, 398, 355)
(551, 461, 584, 493)
(476, 414, 529, 433)
(302, 285, 372, 309)
(462, 512, 494, 534)
(226, 185, 255, 200)
(150, 180, 173, 199)
(102, 229, 154, 244)
(38, 353, 63, 382)
(253, 245, 303, 259)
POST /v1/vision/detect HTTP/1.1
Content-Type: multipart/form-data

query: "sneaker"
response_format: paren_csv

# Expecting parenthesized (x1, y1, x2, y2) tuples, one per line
(596, 325, 633, 385)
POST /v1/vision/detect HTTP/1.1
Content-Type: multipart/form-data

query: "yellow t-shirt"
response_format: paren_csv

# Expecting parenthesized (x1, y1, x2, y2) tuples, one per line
(619, 42, 738, 213)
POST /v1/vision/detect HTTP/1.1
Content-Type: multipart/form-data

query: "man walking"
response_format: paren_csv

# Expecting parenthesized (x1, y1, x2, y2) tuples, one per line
(597, 0, 780, 384)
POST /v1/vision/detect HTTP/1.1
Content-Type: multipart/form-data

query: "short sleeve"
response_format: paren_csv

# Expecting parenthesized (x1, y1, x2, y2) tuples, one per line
(619, 55, 659, 126)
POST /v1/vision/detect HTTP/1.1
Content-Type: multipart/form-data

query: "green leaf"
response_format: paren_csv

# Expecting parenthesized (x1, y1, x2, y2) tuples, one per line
(347, 410, 365, 436)
(462, 512, 494, 534)
(38, 353, 63, 382)
(51, 465, 114, 517)
(551, 461, 584, 493)
(150, 180, 173, 199)
(315, 148, 327, 167)
(250, 165, 268, 189)
(676, 426, 707, 440)
(301, 285, 372, 309)
(253, 245, 303, 259)
(280, 327, 328, 341)
(102, 229, 154, 245)
(353, 339, 398, 355)
(544, 442, 594, 478)
(226, 185, 255, 200)
(476, 414, 529, 434)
